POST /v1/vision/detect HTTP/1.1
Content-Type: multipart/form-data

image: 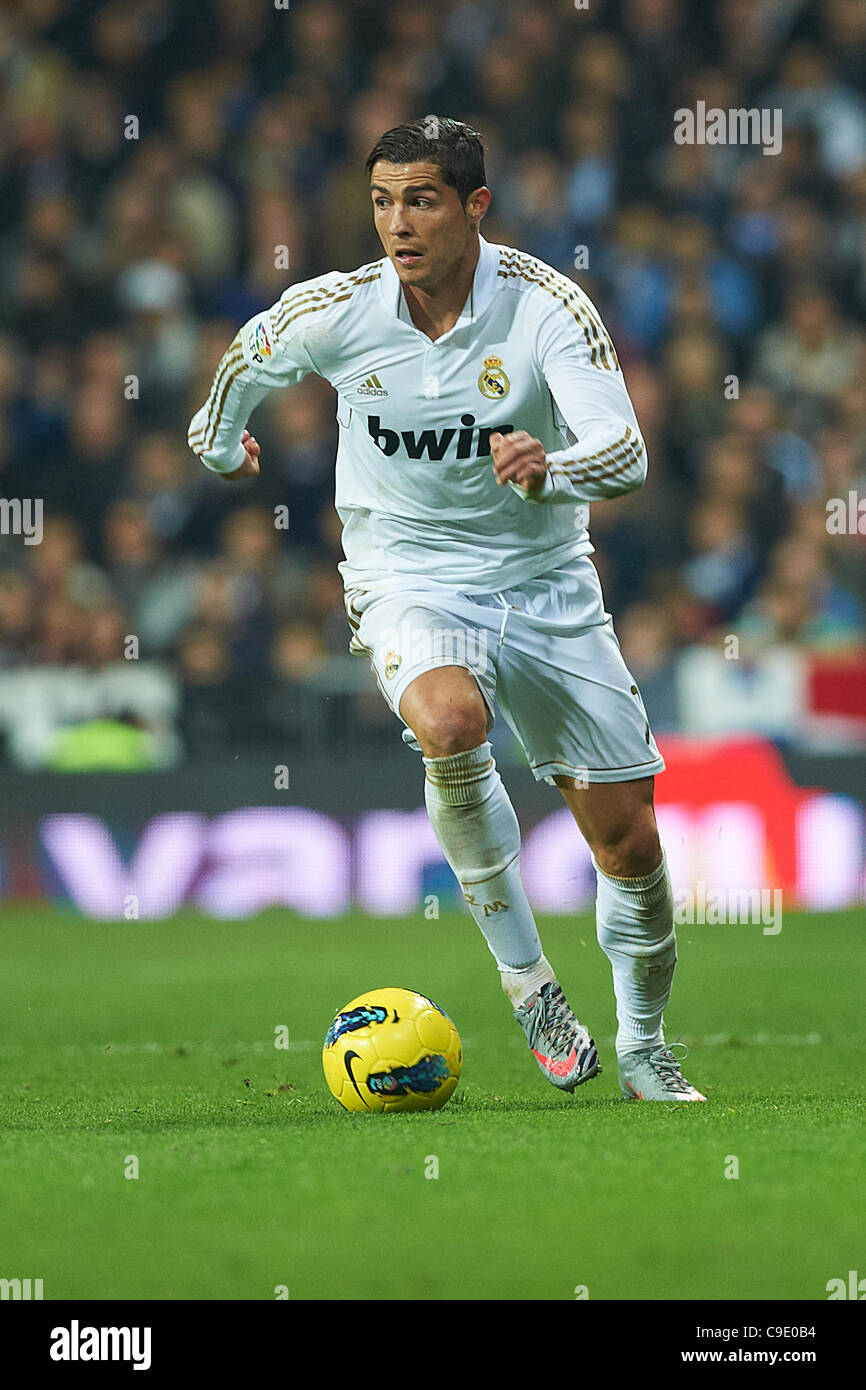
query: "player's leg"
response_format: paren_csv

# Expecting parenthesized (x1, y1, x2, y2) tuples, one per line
(401, 667, 600, 1091)
(401, 664, 559, 998)
(553, 777, 703, 1102)
(554, 773, 670, 1050)
(346, 590, 547, 993)
(492, 560, 703, 1100)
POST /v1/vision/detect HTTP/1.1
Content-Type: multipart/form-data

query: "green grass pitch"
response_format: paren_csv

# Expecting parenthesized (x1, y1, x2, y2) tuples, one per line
(1, 904, 863, 1301)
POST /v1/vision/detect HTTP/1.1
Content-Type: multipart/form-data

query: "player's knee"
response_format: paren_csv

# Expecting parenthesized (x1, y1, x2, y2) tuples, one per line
(593, 820, 662, 880)
(413, 699, 489, 759)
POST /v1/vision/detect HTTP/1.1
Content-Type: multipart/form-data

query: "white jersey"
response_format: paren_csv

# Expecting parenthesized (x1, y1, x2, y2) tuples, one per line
(188, 237, 647, 594)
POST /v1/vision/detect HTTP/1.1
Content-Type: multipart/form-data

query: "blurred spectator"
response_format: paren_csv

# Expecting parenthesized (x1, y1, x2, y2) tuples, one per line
(0, 570, 35, 668)
(752, 287, 862, 427)
(680, 497, 759, 633)
(761, 42, 866, 179)
(0, 0, 862, 762)
(175, 622, 238, 759)
(737, 536, 865, 651)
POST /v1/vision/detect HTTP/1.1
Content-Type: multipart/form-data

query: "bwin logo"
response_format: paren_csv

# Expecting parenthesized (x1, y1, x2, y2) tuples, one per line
(368, 414, 514, 461)
(50, 1321, 152, 1371)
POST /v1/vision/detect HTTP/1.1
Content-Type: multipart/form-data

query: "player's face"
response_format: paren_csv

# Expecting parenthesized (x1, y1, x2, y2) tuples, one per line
(370, 161, 488, 292)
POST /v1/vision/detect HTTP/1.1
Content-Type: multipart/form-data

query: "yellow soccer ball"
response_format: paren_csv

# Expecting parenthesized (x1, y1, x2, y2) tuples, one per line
(322, 987, 462, 1113)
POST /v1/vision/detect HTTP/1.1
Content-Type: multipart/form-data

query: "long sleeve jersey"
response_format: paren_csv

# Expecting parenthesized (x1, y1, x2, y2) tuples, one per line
(188, 237, 647, 594)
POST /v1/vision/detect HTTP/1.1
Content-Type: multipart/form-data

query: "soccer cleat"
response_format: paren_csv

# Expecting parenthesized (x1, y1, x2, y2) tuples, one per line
(513, 981, 601, 1092)
(618, 1042, 705, 1101)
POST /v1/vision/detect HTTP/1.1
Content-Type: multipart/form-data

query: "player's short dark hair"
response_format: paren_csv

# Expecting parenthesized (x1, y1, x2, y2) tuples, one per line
(364, 118, 486, 206)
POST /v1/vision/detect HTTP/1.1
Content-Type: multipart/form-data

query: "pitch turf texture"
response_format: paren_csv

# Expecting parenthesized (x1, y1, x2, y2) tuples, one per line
(1, 905, 863, 1301)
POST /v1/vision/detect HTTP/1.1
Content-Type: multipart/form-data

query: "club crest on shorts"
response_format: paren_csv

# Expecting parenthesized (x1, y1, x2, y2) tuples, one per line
(478, 355, 510, 399)
(384, 650, 402, 680)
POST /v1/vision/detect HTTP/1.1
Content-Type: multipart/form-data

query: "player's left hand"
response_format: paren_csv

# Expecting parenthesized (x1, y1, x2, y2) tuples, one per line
(490, 430, 549, 497)
(218, 428, 261, 482)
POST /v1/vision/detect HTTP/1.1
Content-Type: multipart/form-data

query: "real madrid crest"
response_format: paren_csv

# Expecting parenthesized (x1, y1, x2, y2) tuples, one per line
(478, 354, 510, 400)
(384, 651, 402, 680)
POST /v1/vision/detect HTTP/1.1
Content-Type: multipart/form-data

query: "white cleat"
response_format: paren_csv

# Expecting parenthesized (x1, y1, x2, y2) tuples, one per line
(618, 1043, 706, 1101)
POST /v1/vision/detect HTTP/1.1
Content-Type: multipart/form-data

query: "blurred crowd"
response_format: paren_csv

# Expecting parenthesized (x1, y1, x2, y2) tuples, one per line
(0, 0, 865, 765)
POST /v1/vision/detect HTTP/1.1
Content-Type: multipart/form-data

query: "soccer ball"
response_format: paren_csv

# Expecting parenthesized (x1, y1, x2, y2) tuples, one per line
(322, 987, 462, 1113)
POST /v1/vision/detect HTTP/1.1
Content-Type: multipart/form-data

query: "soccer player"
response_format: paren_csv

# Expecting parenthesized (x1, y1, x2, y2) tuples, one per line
(188, 119, 704, 1102)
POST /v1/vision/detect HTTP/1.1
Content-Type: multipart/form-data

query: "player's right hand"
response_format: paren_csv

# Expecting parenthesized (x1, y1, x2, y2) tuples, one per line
(219, 429, 261, 481)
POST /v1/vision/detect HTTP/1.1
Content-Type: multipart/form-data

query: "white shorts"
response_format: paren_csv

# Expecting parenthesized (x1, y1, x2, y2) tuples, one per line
(343, 558, 665, 785)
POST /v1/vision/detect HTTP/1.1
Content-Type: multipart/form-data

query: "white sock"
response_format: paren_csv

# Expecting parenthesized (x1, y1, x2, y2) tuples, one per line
(423, 742, 547, 999)
(498, 954, 557, 1007)
(594, 852, 676, 1056)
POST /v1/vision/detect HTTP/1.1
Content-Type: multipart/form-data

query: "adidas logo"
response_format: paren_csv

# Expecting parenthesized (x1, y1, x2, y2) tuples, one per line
(357, 373, 388, 397)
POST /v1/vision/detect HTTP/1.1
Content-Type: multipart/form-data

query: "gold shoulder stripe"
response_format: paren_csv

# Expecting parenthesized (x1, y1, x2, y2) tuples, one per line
(497, 255, 615, 371)
(323, 262, 384, 288)
(274, 272, 380, 336)
(192, 266, 383, 457)
(345, 271, 381, 288)
(537, 264, 618, 367)
(501, 251, 620, 371)
(498, 251, 619, 370)
(276, 270, 382, 315)
(498, 263, 605, 368)
(278, 293, 353, 332)
(273, 285, 348, 333)
(275, 264, 383, 313)
(342, 263, 384, 283)
(567, 284, 620, 372)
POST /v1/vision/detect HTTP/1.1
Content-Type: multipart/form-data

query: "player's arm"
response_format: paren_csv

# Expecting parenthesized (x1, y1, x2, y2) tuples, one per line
(493, 292, 647, 504)
(187, 303, 315, 481)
